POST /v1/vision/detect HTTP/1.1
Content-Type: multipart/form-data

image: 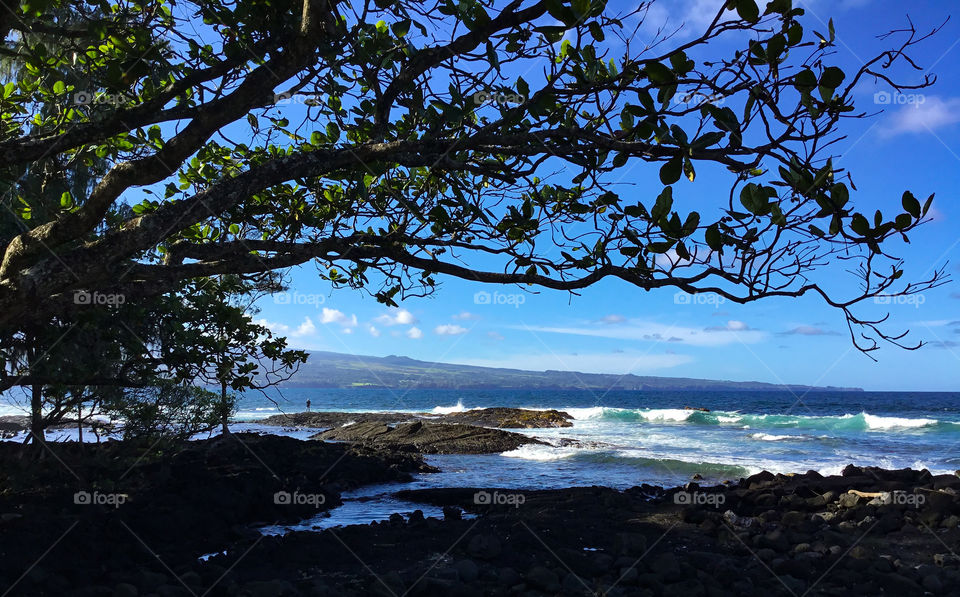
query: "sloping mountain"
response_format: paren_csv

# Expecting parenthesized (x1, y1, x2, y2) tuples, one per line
(278, 351, 863, 391)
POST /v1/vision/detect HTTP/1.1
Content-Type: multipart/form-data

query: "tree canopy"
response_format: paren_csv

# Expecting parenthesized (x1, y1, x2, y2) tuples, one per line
(0, 0, 948, 368)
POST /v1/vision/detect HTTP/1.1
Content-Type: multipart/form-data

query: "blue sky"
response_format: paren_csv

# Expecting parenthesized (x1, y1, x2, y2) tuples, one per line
(252, 0, 960, 391)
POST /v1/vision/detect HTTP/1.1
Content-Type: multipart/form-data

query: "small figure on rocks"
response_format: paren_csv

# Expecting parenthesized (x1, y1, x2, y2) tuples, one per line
(306, 399, 311, 412)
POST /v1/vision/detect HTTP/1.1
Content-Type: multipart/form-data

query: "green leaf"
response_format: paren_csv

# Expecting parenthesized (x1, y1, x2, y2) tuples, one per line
(820, 66, 845, 90)
(705, 223, 722, 250)
(850, 213, 870, 236)
(683, 157, 695, 182)
(391, 19, 411, 37)
(901, 191, 921, 219)
(659, 158, 682, 185)
(647, 241, 674, 254)
(651, 187, 673, 222)
(794, 70, 817, 94)
(52, 80, 65, 94)
(681, 211, 700, 236)
(736, 0, 760, 22)
(922, 193, 935, 216)
(589, 22, 604, 41)
(644, 62, 675, 84)
(831, 183, 849, 208)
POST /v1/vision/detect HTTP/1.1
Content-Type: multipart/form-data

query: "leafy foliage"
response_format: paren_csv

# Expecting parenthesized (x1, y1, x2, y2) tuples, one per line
(0, 0, 949, 360)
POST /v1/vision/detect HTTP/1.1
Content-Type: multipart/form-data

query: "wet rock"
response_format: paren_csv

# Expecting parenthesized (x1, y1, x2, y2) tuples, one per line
(744, 471, 776, 490)
(497, 567, 522, 586)
(922, 573, 943, 594)
(442, 506, 462, 521)
(838, 492, 862, 508)
(112, 584, 138, 597)
(239, 580, 297, 596)
(780, 511, 806, 528)
(313, 420, 544, 454)
(526, 566, 560, 592)
(454, 559, 479, 583)
(613, 532, 648, 555)
(440, 407, 573, 428)
(562, 572, 590, 593)
(466, 533, 502, 560)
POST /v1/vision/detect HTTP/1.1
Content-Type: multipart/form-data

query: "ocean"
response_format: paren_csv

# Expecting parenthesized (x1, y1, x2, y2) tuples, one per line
(7, 387, 960, 530)
(231, 388, 960, 487)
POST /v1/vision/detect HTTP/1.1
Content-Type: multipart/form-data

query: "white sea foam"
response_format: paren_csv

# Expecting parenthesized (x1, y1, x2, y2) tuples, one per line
(637, 408, 694, 422)
(564, 407, 607, 420)
(501, 444, 582, 461)
(862, 413, 937, 430)
(430, 400, 468, 415)
(749, 433, 794, 441)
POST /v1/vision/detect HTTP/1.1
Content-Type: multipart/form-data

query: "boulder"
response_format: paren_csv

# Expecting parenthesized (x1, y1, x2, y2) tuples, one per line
(313, 420, 544, 454)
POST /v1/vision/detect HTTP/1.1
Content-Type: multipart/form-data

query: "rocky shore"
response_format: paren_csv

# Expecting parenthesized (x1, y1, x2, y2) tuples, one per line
(255, 407, 573, 430)
(2, 409, 960, 596)
(200, 466, 960, 596)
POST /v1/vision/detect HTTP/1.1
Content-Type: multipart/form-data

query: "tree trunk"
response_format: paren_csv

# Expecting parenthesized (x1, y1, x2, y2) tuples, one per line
(29, 383, 44, 451)
(220, 381, 229, 435)
(77, 403, 83, 443)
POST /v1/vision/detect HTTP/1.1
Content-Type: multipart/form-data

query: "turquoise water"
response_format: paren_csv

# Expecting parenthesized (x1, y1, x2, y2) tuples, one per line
(232, 388, 960, 489)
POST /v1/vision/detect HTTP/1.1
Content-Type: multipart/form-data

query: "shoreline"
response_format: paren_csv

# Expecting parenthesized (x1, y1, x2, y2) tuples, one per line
(0, 411, 958, 595)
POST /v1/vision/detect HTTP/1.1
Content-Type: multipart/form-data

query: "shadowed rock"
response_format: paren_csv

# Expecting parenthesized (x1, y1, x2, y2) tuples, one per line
(312, 420, 544, 454)
(437, 407, 573, 428)
(257, 407, 574, 430)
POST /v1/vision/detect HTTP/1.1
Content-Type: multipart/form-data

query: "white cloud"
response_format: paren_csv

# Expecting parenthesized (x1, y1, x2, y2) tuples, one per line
(435, 324, 469, 336)
(368, 325, 381, 337)
(519, 319, 765, 347)
(320, 308, 358, 328)
(254, 318, 289, 335)
(375, 308, 417, 326)
(452, 311, 479, 320)
(406, 326, 423, 339)
(487, 331, 505, 341)
(600, 314, 626, 324)
(459, 351, 693, 374)
(293, 317, 317, 337)
(705, 320, 749, 332)
(638, 0, 732, 41)
(255, 317, 317, 338)
(880, 96, 960, 137)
